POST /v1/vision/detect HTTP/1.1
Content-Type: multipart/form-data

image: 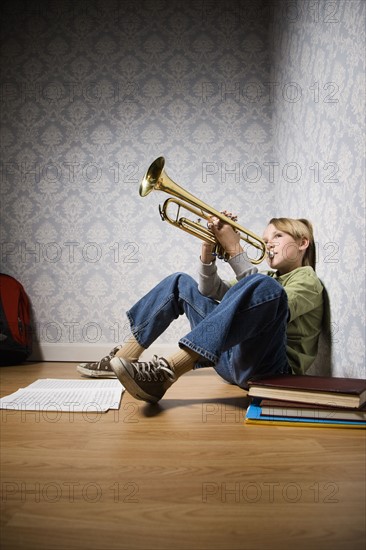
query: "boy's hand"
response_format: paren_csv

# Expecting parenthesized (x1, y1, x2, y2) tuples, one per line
(200, 242, 216, 264)
(207, 213, 243, 258)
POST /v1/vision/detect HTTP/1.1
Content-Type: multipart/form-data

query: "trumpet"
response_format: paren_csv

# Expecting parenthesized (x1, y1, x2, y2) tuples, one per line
(139, 156, 267, 264)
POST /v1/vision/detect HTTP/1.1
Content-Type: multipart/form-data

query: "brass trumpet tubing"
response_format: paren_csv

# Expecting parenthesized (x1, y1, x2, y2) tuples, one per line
(162, 197, 265, 264)
(161, 198, 216, 244)
(161, 199, 237, 261)
(139, 157, 267, 265)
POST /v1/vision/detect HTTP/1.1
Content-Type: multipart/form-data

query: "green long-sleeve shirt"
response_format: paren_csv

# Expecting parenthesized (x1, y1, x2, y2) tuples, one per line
(198, 255, 324, 375)
(266, 267, 324, 374)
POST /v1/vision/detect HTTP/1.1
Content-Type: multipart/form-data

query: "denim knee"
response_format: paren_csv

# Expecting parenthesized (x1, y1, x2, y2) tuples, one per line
(164, 272, 197, 289)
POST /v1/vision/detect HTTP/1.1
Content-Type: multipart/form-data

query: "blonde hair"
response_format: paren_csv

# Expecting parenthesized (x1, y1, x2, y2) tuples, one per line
(268, 218, 316, 270)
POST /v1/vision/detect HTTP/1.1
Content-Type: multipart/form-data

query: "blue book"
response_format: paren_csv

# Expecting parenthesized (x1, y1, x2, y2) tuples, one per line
(245, 400, 366, 429)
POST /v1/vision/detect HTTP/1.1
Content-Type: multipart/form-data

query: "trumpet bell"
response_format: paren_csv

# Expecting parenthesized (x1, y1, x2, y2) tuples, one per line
(139, 156, 165, 197)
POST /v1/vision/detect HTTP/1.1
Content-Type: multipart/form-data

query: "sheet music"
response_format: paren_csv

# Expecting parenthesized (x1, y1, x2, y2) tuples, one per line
(0, 379, 124, 412)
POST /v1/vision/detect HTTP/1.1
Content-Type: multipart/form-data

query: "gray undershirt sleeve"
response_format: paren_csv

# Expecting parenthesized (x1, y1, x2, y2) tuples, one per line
(198, 252, 258, 301)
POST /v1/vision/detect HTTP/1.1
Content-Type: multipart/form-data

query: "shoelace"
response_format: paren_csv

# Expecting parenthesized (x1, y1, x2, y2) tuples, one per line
(135, 356, 175, 382)
(97, 345, 122, 366)
(78, 346, 122, 370)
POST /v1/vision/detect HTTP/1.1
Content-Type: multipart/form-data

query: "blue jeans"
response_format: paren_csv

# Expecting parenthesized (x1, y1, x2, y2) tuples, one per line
(127, 272, 290, 389)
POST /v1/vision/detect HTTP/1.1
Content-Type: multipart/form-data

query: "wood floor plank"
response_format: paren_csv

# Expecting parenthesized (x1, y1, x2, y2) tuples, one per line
(1, 363, 365, 550)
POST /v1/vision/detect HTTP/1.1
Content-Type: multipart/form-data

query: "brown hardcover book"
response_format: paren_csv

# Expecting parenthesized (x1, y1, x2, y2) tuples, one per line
(247, 375, 366, 409)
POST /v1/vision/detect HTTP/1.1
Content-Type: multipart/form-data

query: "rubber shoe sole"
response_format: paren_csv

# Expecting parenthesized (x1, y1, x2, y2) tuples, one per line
(77, 364, 117, 378)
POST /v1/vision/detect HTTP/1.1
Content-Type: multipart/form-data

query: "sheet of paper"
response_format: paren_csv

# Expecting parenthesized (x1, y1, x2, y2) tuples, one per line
(0, 379, 124, 413)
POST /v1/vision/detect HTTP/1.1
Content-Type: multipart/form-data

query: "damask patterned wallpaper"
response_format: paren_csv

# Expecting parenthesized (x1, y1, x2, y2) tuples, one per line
(0, 0, 364, 377)
(269, 0, 365, 378)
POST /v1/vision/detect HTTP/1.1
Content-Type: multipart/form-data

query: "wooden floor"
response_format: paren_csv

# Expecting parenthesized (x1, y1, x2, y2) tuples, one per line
(0, 363, 365, 550)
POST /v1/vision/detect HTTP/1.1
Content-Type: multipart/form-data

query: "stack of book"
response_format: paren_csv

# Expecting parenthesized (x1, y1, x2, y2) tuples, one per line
(244, 375, 366, 428)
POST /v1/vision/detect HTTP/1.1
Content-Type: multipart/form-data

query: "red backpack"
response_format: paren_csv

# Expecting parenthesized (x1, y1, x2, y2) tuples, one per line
(0, 274, 32, 365)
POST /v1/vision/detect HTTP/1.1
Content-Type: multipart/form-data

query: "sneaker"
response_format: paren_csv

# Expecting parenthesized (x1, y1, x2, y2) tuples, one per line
(110, 355, 176, 403)
(76, 345, 122, 378)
